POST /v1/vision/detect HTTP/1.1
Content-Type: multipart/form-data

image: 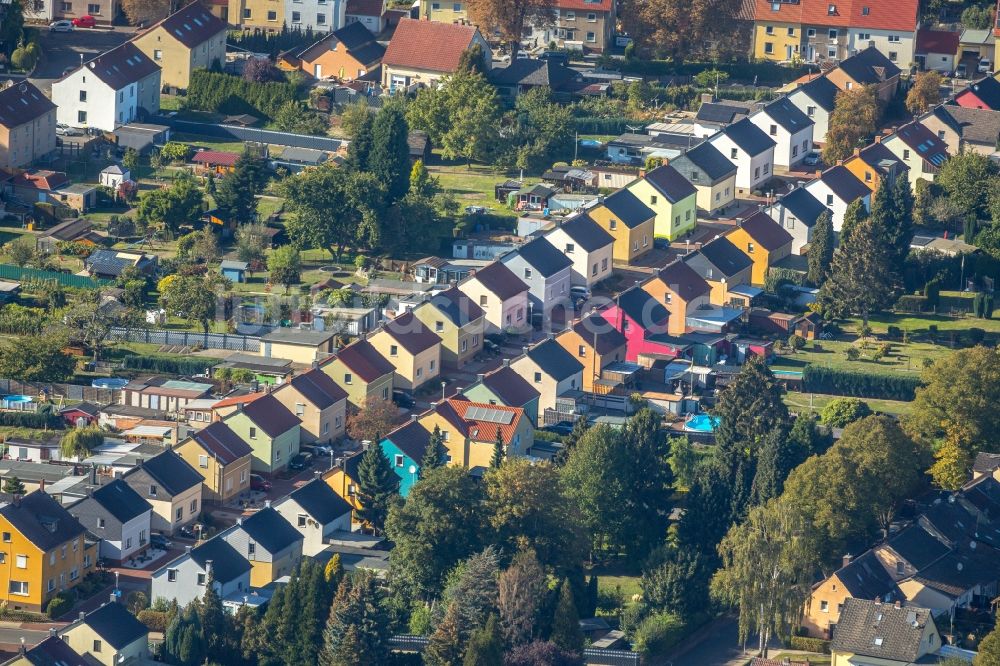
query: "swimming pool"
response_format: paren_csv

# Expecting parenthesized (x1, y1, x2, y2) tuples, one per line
(684, 413, 720, 433)
(3, 395, 33, 403)
(92, 378, 129, 390)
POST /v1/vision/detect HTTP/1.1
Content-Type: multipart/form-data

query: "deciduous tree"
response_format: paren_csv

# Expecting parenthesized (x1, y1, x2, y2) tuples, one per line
(136, 174, 204, 234)
(425, 601, 464, 666)
(975, 624, 1000, 666)
(0, 335, 75, 382)
(267, 245, 301, 290)
(621, 0, 741, 61)
(905, 70, 944, 114)
(499, 550, 546, 647)
(823, 86, 878, 163)
(936, 152, 1000, 221)
(465, 0, 553, 57)
(346, 398, 397, 443)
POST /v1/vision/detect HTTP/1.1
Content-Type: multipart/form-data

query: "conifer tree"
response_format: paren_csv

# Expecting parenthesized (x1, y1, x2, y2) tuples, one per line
(890, 174, 914, 265)
(463, 615, 504, 666)
(2, 476, 25, 495)
(585, 575, 599, 618)
(356, 443, 400, 534)
(215, 152, 267, 225)
(349, 111, 374, 170)
(549, 580, 584, 652)
(555, 416, 589, 465)
(818, 212, 898, 327)
(425, 601, 465, 666)
(839, 198, 867, 246)
(197, 569, 227, 662)
(321, 571, 391, 666)
(369, 100, 411, 204)
(807, 210, 833, 286)
(491, 426, 505, 468)
(325, 553, 344, 586)
(421, 425, 446, 476)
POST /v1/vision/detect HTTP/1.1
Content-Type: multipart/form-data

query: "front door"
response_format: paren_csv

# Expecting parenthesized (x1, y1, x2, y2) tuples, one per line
(314, 64, 322, 78)
(786, 44, 793, 60)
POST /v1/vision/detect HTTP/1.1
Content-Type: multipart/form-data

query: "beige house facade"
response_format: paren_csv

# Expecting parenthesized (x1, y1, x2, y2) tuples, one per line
(0, 82, 57, 169)
(132, 3, 228, 90)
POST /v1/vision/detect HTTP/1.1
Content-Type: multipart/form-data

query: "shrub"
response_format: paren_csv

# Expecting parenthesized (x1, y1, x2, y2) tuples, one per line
(819, 397, 872, 427)
(966, 327, 985, 345)
(886, 325, 902, 339)
(845, 347, 861, 361)
(632, 611, 686, 658)
(45, 593, 73, 619)
(803, 366, 922, 401)
(896, 294, 928, 312)
(790, 635, 831, 654)
(0, 411, 63, 429)
(788, 334, 806, 350)
(160, 142, 192, 164)
(618, 602, 649, 638)
(924, 277, 942, 308)
(123, 355, 212, 375)
(137, 609, 170, 632)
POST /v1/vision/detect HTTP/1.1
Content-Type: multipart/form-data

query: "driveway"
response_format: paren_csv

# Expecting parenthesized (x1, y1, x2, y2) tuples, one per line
(655, 616, 780, 666)
(28, 26, 133, 94)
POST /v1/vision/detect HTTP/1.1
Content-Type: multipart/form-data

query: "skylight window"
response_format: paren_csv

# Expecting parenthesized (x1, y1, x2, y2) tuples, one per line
(874, 637, 884, 647)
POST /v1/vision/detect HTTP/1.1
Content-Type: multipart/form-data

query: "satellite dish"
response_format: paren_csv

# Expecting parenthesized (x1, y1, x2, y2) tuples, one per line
(408, 465, 417, 475)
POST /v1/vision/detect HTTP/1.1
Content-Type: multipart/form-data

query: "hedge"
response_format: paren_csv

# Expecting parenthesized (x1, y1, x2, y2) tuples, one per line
(0, 411, 63, 429)
(790, 636, 831, 654)
(802, 366, 922, 401)
(138, 609, 170, 632)
(45, 593, 73, 619)
(186, 70, 298, 120)
(632, 611, 687, 658)
(123, 355, 214, 376)
(618, 59, 815, 84)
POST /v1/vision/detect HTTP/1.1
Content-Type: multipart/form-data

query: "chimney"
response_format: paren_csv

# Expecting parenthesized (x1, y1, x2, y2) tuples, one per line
(853, 148, 861, 157)
(874, 135, 882, 144)
(78, 611, 86, 620)
(836, 160, 844, 166)
(843, 554, 852, 567)
(264, 499, 271, 509)
(476, 373, 485, 383)
(735, 217, 743, 228)
(49, 627, 57, 637)
(815, 170, 822, 178)
(185, 545, 192, 553)
(19, 638, 24, 656)
(237, 516, 243, 525)
(894, 600, 901, 609)
(502, 359, 510, 367)
(314, 470, 321, 480)
(522, 346, 530, 355)
(410, 414, 417, 422)
(701, 92, 715, 104)
(109, 592, 117, 603)
(136, 458, 143, 467)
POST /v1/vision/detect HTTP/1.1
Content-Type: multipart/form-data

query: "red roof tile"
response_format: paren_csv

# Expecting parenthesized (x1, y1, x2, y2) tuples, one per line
(447, 397, 526, 446)
(795, 0, 918, 31)
(916, 29, 959, 54)
(212, 392, 265, 410)
(14, 170, 69, 191)
(383, 19, 480, 73)
(755, 0, 803, 24)
(192, 150, 240, 166)
(554, 0, 612, 11)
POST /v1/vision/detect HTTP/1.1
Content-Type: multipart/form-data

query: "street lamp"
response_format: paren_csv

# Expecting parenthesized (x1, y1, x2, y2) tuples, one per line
(440, 381, 446, 400)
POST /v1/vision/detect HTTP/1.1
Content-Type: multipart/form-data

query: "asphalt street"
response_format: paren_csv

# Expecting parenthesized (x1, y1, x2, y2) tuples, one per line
(28, 26, 132, 94)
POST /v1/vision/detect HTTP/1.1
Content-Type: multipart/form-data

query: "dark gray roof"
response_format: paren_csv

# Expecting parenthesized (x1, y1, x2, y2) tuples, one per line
(489, 58, 578, 89)
(0, 81, 55, 130)
(187, 421, 253, 464)
(288, 478, 352, 525)
(84, 250, 140, 277)
(81, 602, 148, 649)
(886, 523, 949, 571)
(570, 314, 627, 355)
(425, 287, 486, 327)
(189, 536, 251, 582)
(89, 479, 151, 524)
(837, 46, 902, 85)
(285, 368, 349, 409)
(932, 105, 1000, 147)
(467, 261, 529, 300)
(151, 2, 227, 48)
(513, 236, 573, 277)
(973, 452, 1000, 474)
(681, 142, 737, 180)
(654, 259, 711, 302)
(758, 96, 813, 134)
(600, 189, 655, 229)
(617, 286, 668, 326)
(129, 449, 202, 497)
(299, 22, 384, 65)
(836, 551, 900, 600)
(555, 213, 614, 252)
(239, 506, 302, 554)
(480, 366, 540, 407)
(72, 42, 160, 91)
(721, 118, 776, 157)
(0, 491, 86, 551)
(855, 141, 908, 175)
(239, 393, 301, 438)
(525, 338, 583, 382)
(795, 75, 839, 112)
(685, 236, 753, 280)
(911, 547, 1000, 599)
(383, 420, 431, 464)
(777, 187, 828, 227)
(739, 211, 793, 251)
(695, 101, 750, 125)
(820, 165, 870, 203)
(961, 76, 1000, 110)
(831, 598, 932, 663)
(21, 636, 91, 665)
(643, 164, 697, 203)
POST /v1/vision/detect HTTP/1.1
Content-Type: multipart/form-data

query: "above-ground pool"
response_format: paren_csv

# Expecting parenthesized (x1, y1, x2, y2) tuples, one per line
(684, 413, 720, 433)
(578, 139, 603, 148)
(92, 378, 129, 390)
(2, 395, 33, 404)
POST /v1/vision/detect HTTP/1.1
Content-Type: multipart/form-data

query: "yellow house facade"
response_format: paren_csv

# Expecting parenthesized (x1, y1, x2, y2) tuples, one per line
(61, 602, 150, 666)
(417, 399, 533, 469)
(131, 3, 228, 90)
(754, 21, 802, 61)
(271, 369, 348, 445)
(174, 422, 253, 503)
(259, 328, 337, 365)
(625, 165, 698, 241)
(588, 190, 656, 264)
(418, 0, 468, 22)
(411, 288, 485, 370)
(725, 213, 793, 286)
(218, 507, 303, 588)
(0, 492, 94, 613)
(830, 599, 940, 666)
(367, 311, 442, 390)
(320, 339, 395, 408)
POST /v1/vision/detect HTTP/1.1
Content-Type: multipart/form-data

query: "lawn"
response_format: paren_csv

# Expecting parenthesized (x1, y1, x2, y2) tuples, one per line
(783, 391, 913, 417)
(842, 292, 1000, 336)
(170, 132, 251, 154)
(427, 161, 518, 222)
(596, 575, 642, 602)
(770, 338, 950, 377)
(767, 652, 830, 665)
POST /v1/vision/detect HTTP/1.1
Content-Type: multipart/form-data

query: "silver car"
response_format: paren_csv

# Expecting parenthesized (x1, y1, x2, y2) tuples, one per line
(49, 19, 74, 32)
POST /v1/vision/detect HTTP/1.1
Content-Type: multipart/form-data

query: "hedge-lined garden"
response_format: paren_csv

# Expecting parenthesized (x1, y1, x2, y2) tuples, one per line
(802, 366, 922, 401)
(123, 355, 214, 376)
(186, 70, 298, 120)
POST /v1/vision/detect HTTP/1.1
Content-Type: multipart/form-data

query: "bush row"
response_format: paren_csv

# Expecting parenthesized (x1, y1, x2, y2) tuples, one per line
(0, 411, 63, 429)
(138, 609, 170, 632)
(790, 636, 831, 653)
(186, 70, 298, 120)
(123, 355, 213, 376)
(802, 366, 922, 401)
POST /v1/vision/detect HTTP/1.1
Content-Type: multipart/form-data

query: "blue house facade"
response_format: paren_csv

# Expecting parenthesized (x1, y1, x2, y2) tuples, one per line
(379, 420, 431, 497)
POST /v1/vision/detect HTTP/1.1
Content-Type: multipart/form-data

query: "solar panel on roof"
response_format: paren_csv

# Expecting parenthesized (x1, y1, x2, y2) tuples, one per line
(465, 405, 514, 424)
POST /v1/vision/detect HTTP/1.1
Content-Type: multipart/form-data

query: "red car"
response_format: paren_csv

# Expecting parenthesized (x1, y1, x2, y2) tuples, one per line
(250, 474, 271, 492)
(72, 15, 96, 27)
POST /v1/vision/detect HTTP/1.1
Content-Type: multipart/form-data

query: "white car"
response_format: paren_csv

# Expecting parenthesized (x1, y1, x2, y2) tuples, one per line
(49, 19, 74, 32)
(979, 59, 992, 74)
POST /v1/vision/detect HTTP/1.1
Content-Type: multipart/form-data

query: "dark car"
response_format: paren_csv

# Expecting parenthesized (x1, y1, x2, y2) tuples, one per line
(392, 390, 415, 409)
(289, 452, 313, 471)
(249, 473, 271, 492)
(545, 422, 574, 436)
(150, 533, 172, 549)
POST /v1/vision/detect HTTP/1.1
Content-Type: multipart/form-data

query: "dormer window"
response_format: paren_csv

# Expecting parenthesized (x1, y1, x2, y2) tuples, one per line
(827, 3, 836, 13)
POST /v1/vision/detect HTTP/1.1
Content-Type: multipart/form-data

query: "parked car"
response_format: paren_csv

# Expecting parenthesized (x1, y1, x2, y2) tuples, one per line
(177, 525, 197, 539)
(289, 452, 313, 471)
(803, 152, 820, 166)
(979, 59, 993, 74)
(392, 390, 415, 409)
(72, 14, 97, 27)
(150, 533, 172, 549)
(312, 444, 334, 457)
(956, 63, 969, 78)
(55, 124, 83, 137)
(49, 19, 74, 31)
(249, 473, 271, 492)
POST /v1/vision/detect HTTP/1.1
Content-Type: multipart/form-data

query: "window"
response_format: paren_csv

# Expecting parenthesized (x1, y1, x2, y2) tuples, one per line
(587, 11, 596, 20)
(317, 13, 325, 23)
(888, 51, 897, 62)
(903, 149, 910, 159)
(79, 90, 87, 102)
(650, 195, 658, 205)
(124, 537, 132, 550)
(1, 533, 8, 543)
(690, 171, 699, 181)
(857, 32, 869, 40)
(807, 28, 816, 37)
(577, 345, 586, 357)
(267, 9, 276, 19)
(747, 242, 755, 253)
(9, 581, 28, 595)
(291, 11, 301, 22)
(765, 25, 774, 35)
(430, 359, 436, 371)
(763, 163, 769, 174)
(344, 372, 352, 385)
(241, 470, 248, 483)
(887, 34, 899, 42)
(78, 110, 87, 123)
(431, 2, 439, 8)
(382, 387, 389, 400)
(787, 27, 794, 36)
(15, 555, 27, 569)
(47, 578, 55, 592)
(864, 171, 872, 182)
(473, 335, 479, 347)
(828, 47, 837, 57)
(731, 148, 738, 159)
(435, 321, 444, 332)
(827, 3, 835, 13)
(197, 573, 206, 585)
(523, 267, 532, 279)
(149, 484, 158, 497)
(896, 561, 904, 575)
(586, 31, 596, 42)
(685, 209, 691, 221)
(754, 167, 760, 179)
(820, 600, 829, 612)
(609, 219, 617, 230)
(565, 243, 575, 254)
(394, 455, 404, 467)
(87, 2, 99, 11)
(592, 263, 598, 276)
(792, 144, 798, 157)
(769, 124, 777, 136)
(176, 507, 183, 520)
(60, 1, 71, 9)
(533, 372, 542, 383)
(416, 368, 423, 378)
(826, 194, 834, 205)
(198, 454, 208, 468)
(190, 499, 198, 514)
(243, 7, 251, 17)
(452, 2, 460, 9)
(828, 28, 837, 39)
(49, 552, 55, 565)
(248, 542, 256, 556)
(93, 640, 102, 653)
(461, 339, 468, 353)
(764, 42, 773, 54)
(249, 427, 257, 439)
(565, 10, 574, 18)
(295, 403, 305, 416)
(674, 215, 680, 227)
(97, 518, 105, 529)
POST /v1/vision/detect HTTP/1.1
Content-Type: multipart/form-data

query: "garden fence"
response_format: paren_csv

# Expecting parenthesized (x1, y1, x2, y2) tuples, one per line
(0, 378, 117, 403)
(388, 636, 639, 665)
(0, 264, 111, 289)
(108, 327, 261, 352)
